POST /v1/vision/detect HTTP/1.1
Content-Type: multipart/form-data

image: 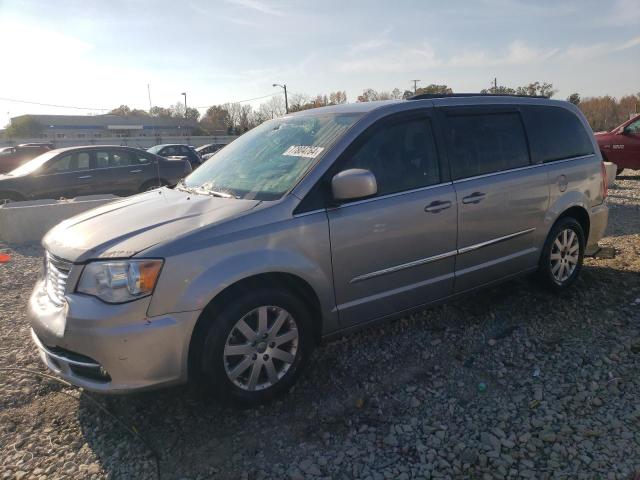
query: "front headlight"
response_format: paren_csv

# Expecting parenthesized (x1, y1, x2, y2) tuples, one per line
(77, 259, 163, 303)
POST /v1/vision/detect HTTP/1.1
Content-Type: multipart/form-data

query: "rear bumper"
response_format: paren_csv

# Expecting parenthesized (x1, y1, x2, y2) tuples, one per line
(587, 202, 609, 254)
(28, 278, 201, 393)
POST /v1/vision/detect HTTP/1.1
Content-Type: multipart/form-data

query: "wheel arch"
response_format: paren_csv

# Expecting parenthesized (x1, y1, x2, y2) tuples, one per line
(556, 205, 590, 240)
(187, 271, 323, 381)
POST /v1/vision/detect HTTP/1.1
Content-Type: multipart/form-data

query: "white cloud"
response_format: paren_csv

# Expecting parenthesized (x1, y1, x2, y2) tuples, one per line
(338, 42, 441, 74)
(224, 0, 284, 16)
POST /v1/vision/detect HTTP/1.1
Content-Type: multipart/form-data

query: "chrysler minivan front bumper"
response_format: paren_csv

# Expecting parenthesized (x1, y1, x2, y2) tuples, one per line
(28, 278, 201, 393)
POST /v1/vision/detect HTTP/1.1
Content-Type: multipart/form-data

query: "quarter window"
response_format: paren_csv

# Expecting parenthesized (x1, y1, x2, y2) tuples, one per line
(340, 117, 441, 197)
(445, 112, 530, 180)
(522, 106, 594, 163)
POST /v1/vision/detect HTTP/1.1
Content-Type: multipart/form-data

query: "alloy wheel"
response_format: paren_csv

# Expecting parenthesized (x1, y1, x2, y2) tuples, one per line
(549, 228, 580, 283)
(223, 306, 299, 391)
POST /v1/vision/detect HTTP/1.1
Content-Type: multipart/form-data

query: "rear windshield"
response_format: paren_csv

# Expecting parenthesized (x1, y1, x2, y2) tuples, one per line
(183, 113, 362, 200)
(8, 150, 60, 176)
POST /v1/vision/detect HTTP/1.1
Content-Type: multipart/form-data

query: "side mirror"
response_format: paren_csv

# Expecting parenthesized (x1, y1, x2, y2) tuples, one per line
(331, 168, 377, 201)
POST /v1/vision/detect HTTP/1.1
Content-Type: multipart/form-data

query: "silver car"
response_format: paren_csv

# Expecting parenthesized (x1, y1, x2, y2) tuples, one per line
(28, 95, 608, 404)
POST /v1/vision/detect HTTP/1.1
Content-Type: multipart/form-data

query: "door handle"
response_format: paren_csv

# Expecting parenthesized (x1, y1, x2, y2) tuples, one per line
(77, 175, 92, 179)
(424, 200, 452, 213)
(129, 169, 142, 173)
(462, 192, 486, 204)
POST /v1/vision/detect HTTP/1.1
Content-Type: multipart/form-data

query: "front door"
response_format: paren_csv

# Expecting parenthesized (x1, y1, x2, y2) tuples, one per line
(440, 107, 549, 292)
(327, 111, 457, 328)
(32, 150, 93, 199)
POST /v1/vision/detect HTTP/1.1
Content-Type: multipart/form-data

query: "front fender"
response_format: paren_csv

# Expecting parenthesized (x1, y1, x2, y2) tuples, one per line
(146, 210, 339, 334)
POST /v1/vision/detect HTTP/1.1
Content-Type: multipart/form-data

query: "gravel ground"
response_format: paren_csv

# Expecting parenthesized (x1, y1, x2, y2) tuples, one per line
(1, 171, 639, 480)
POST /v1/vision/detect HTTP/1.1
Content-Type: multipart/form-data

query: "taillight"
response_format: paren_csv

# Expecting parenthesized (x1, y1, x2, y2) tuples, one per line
(600, 161, 608, 200)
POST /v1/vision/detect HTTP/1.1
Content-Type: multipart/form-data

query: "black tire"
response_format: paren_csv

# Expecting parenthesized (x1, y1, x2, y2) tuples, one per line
(0, 191, 24, 204)
(199, 287, 314, 406)
(537, 217, 585, 293)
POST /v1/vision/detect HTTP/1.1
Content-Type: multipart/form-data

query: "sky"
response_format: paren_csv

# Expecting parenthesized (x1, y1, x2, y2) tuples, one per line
(0, 0, 639, 126)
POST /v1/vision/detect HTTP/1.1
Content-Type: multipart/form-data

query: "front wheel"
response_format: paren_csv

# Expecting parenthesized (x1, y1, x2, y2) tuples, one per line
(199, 288, 314, 405)
(537, 217, 585, 293)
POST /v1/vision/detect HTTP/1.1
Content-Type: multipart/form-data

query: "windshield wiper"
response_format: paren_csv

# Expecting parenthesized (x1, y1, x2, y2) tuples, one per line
(203, 189, 235, 199)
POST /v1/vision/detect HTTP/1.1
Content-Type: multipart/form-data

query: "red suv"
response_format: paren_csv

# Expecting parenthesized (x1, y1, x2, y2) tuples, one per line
(595, 114, 640, 174)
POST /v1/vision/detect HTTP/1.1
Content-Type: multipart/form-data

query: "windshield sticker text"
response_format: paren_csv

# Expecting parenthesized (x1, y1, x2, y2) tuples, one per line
(282, 146, 325, 159)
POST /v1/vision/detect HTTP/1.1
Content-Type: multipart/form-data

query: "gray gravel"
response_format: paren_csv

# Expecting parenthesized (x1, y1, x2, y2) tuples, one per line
(1, 171, 639, 480)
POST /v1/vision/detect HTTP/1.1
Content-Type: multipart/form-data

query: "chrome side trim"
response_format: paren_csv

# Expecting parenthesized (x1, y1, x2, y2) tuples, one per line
(349, 228, 536, 283)
(31, 329, 100, 368)
(452, 154, 595, 184)
(350, 250, 457, 284)
(457, 228, 536, 254)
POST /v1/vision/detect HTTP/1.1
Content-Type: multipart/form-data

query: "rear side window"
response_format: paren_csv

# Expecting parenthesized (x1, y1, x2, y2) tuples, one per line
(445, 112, 530, 180)
(522, 106, 594, 163)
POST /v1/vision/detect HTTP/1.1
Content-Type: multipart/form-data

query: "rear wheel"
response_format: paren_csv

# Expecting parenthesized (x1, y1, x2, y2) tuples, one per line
(537, 217, 585, 293)
(199, 288, 314, 405)
(0, 191, 24, 204)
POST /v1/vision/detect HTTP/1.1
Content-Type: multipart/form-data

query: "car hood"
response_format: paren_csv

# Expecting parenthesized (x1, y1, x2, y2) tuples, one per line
(43, 187, 261, 262)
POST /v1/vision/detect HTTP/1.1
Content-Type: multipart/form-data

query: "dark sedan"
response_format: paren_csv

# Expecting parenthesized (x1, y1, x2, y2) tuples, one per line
(195, 143, 226, 157)
(0, 146, 192, 203)
(147, 144, 202, 168)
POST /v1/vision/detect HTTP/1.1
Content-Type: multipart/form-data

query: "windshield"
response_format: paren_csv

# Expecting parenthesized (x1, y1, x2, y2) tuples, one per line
(8, 150, 60, 176)
(182, 113, 361, 200)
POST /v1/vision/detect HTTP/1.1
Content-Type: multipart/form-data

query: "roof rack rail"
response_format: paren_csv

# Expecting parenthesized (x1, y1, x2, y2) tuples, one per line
(408, 93, 549, 100)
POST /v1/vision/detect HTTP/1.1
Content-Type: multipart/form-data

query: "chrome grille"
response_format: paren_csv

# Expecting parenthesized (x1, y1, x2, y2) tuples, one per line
(45, 252, 73, 306)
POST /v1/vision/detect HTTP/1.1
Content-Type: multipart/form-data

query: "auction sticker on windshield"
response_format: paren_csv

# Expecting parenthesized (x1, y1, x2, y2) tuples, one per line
(282, 146, 325, 158)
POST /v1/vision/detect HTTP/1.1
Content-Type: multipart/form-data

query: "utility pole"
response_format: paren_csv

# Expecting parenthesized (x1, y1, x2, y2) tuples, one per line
(494, 77, 498, 92)
(273, 84, 289, 114)
(181, 92, 187, 118)
(147, 84, 152, 112)
(411, 79, 421, 93)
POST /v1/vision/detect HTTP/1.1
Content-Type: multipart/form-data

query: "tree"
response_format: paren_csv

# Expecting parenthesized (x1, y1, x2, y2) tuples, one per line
(109, 105, 132, 116)
(515, 82, 555, 98)
(150, 106, 172, 118)
(414, 84, 453, 96)
(3, 116, 43, 138)
(130, 109, 150, 117)
(168, 103, 200, 121)
(357, 88, 395, 102)
(567, 93, 581, 105)
(200, 105, 231, 133)
(480, 83, 516, 95)
(329, 91, 347, 104)
(578, 94, 640, 131)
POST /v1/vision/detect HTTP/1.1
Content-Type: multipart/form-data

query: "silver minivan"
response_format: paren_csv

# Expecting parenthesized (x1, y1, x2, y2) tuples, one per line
(28, 95, 608, 404)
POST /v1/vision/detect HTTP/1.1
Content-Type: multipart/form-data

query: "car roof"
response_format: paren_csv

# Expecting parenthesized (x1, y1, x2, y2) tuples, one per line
(45, 145, 146, 155)
(286, 95, 568, 117)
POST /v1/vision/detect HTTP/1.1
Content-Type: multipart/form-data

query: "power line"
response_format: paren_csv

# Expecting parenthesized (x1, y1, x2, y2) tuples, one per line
(0, 96, 109, 111)
(193, 91, 282, 109)
(0, 91, 285, 113)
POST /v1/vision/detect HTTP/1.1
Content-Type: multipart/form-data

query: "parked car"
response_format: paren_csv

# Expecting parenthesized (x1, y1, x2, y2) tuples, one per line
(147, 144, 202, 168)
(196, 143, 226, 158)
(0, 143, 54, 173)
(0, 145, 191, 202)
(595, 113, 640, 174)
(28, 95, 607, 405)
